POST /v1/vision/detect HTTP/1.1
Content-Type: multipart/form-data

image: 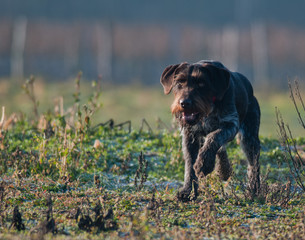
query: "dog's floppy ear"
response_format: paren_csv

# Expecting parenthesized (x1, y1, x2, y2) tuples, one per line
(202, 64, 230, 100)
(160, 63, 188, 95)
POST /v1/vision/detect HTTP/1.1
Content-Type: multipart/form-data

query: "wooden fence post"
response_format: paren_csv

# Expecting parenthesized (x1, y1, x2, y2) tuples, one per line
(11, 17, 27, 80)
(251, 22, 269, 86)
(96, 22, 113, 80)
(221, 26, 239, 71)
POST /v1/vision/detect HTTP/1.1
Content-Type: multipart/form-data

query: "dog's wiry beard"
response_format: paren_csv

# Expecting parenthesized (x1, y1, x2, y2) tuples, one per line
(193, 95, 213, 115)
(171, 96, 213, 126)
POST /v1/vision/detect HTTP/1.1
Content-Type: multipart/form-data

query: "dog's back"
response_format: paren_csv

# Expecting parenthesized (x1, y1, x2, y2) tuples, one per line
(198, 60, 257, 124)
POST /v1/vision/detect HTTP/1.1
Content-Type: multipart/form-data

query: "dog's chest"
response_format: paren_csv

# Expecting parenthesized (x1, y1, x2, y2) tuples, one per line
(199, 115, 220, 136)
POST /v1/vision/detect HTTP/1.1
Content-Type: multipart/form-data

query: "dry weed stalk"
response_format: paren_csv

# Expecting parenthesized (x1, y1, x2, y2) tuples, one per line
(22, 75, 39, 120)
(289, 79, 305, 129)
(134, 152, 148, 191)
(0, 106, 4, 129)
(276, 79, 305, 191)
(0, 106, 17, 132)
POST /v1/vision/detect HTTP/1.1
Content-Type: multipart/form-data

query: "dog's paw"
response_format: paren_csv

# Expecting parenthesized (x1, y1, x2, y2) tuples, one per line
(176, 187, 196, 202)
(194, 149, 216, 178)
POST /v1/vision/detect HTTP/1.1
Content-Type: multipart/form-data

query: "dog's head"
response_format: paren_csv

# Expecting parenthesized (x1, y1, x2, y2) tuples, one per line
(160, 62, 230, 126)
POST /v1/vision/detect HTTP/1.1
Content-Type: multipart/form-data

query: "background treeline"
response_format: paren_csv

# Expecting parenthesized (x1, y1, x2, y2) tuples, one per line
(2, 0, 305, 25)
(1, 0, 305, 88)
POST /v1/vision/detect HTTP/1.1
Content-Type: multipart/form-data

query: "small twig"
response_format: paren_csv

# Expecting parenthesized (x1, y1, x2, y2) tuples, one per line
(294, 80, 305, 133)
(139, 118, 153, 134)
(114, 120, 131, 133)
(94, 119, 131, 133)
(289, 80, 305, 129)
(94, 119, 114, 130)
(295, 79, 305, 114)
(156, 118, 173, 131)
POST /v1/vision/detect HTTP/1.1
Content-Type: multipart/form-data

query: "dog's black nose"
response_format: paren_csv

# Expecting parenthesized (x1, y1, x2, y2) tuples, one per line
(180, 99, 192, 109)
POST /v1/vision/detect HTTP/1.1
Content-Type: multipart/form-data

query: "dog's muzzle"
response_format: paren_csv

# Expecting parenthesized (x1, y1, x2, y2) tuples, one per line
(181, 111, 200, 125)
(179, 99, 201, 125)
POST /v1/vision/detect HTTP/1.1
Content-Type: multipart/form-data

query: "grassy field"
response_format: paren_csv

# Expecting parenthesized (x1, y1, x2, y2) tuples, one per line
(0, 77, 305, 239)
(0, 77, 304, 137)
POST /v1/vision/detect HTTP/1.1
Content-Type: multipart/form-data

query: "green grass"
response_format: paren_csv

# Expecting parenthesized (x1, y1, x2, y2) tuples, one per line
(1, 77, 304, 137)
(1, 76, 305, 239)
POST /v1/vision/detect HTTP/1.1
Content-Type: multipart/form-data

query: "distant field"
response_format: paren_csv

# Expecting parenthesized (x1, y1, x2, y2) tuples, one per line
(0, 78, 304, 137)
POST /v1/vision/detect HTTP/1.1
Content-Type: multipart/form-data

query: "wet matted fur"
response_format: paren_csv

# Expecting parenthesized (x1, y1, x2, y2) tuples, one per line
(160, 60, 261, 201)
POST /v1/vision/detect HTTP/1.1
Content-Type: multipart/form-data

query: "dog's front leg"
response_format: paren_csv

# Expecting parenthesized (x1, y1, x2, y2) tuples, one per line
(177, 129, 199, 201)
(194, 123, 238, 178)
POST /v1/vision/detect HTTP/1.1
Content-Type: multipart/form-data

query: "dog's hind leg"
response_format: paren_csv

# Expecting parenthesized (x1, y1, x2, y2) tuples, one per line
(239, 96, 261, 197)
(215, 146, 232, 181)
